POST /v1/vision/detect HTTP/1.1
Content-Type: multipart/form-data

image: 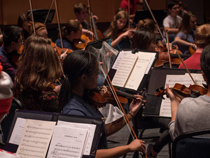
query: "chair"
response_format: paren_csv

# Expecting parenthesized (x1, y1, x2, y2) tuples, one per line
(172, 129, 210, 158)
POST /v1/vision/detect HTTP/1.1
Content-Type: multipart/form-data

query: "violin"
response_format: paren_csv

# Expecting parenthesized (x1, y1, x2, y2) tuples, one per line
(155, 83, 208, 99)
(10, 45, 24, 67)
(73, 34, 92, 50)
(188, 45, 196, 54)
(154, 42, 183, 67)
(51, 42, 73, 61)
(87, 86, 135, 108)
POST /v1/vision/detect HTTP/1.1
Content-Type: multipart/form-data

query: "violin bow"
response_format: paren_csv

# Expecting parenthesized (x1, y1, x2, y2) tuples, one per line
(176, 51, 197, 84)
(87, 0, 99, 40)
(128, 0, 130, 28)
(166, 31, 172, 68)
(54, 0, 64, 50)
(44, 0, 55, 25)
(100, 62, 137, 139)
(28, 0, 36, 35)
(144, 0, 166, 42)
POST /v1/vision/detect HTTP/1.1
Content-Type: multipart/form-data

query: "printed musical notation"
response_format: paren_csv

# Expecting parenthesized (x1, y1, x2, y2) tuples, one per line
(16, 119, 56, 158)
(159, 74, 205, 117)
(47, 126, 88, 158)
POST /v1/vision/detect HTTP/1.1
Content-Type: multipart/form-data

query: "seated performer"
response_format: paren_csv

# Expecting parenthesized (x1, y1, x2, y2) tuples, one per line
(14, 35, 62, 112)
(132, 30, 172, 158)
(0, 26, 23, 81)
(168, 44, 210, 140)
(74, 3, 97, 37)
(59, 50, 146, 157)
(163, 0, 182, 42)
(55, 20, 82, 50)
(174, 12, 197, 54)
(179, 24, 210, 69)
(104, 10, 133, 51)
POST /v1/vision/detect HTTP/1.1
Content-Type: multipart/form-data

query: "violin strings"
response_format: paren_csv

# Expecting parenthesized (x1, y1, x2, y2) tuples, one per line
(100, 63, 136, 140)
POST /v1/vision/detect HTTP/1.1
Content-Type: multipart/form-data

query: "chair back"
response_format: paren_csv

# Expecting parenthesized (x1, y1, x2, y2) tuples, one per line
(172, 129, 210, 158)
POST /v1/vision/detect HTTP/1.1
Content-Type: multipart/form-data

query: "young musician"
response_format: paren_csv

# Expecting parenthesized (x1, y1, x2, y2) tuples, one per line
(14, 35, 62, 112)
(55, 20, 82, 50)
(174, 12, 197, 54)
(163, 0, 182, 42)
(74, 3, 97, 37)
(33, 22, 48, 38)
(17, 13, 32, 41)
(132, 30, 172, 158)
(167, 44, 210, 140)
(179, 24, 210, 69)
(104, 10, 132, 51)
(0, 26, 23, 81)
(59, 50, 146, 158)
(131, 29, 157, 51)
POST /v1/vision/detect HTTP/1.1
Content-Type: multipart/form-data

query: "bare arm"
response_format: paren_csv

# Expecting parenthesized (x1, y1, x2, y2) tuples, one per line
(111, 30, 132, 48)
(105, 95, 143, 136)
(95, 139, 145, 158)
(174, 36, 197, 49)
(164, 27, 179, 34)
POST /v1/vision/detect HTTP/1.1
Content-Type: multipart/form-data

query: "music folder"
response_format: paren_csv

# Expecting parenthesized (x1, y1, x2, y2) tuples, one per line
(4, 110, 103, 158)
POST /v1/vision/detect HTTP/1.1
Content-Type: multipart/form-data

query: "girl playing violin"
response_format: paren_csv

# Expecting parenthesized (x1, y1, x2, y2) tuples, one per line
(14, 35, 62, 112)
(104, 10, 133, 51)
(55, 20, 82, 50)
(59, 50, 146, 157)
(174, 12, 197, 54)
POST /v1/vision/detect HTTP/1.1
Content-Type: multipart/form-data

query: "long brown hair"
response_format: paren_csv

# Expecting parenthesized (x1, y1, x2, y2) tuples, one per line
(178, 12, 196, 39)
(16, 35, 62, 91)
(105, 10, 128, 40)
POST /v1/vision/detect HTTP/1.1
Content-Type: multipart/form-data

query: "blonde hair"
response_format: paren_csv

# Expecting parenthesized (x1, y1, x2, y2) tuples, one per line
(195, 24, 210, 47)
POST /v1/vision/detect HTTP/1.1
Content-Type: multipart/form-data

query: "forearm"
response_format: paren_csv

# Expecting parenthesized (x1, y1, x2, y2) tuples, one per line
(174, 37, 192, 46)
(105, 113, 132, 136)
(165, 27, 179, 34)
(111, 34, 124, 48)
(96, 145, 130, 158)
(171, 100, 179, 121)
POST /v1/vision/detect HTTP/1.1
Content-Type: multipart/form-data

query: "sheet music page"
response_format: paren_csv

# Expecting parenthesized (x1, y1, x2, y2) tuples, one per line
(159, 75, 194, 117)
(185, 73, 206, 86)
(112, 50, 127, 70)
(16, 119, 56, 158)
(112, 52, 138, 87)
(125, 52, 153, 90)
(47, 126, 88, 158)
(57, 120, 96, 155)
(9, 118, 26, 145)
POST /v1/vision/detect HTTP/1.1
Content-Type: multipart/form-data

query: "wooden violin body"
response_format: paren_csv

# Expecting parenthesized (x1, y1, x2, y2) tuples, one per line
(73, 34, 93, 50)
(154, 49, 183, 67)
(87, 86, 135, 108)
(155, 83, 208, 99)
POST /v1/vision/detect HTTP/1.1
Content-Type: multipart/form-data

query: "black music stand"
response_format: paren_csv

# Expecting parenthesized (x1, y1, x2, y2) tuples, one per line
(27, 9, 55, 23)
(143, 68, 202, 117)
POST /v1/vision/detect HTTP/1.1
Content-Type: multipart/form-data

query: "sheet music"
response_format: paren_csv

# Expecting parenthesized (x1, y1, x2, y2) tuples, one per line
(186, 73, 206, 86)
(112, 53, 138, 87)
(9, 118, 26, 145)
(47, 126, 88, 158)
(125, 52, 152, 90)
(16, 119, 55, 158)
(112, 50, 127, 70)
(159, 75, 194, 117)
(57, 120, 96, 155)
